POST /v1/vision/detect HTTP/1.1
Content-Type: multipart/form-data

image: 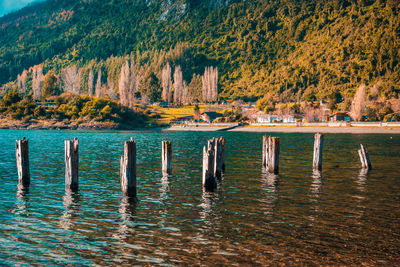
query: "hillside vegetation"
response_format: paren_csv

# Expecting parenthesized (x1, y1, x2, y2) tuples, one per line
(0, 0, 399, 104)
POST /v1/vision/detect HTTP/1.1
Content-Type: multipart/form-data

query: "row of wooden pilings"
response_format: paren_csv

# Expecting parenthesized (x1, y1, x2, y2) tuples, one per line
(15, 133, 371, 197)
(261, 133, 372, 174)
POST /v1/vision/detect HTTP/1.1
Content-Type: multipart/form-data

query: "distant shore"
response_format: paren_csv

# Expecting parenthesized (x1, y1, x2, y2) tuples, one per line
(0, 118, 140, 130)
(2, 120, 400, 134)
(164, 125, 400, 134)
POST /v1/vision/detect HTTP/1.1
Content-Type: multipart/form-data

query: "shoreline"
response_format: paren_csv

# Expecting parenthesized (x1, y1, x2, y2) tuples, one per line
(164, 125, 400, 134)
(2, 122, 400, 134)
(0, 118, 145, 131)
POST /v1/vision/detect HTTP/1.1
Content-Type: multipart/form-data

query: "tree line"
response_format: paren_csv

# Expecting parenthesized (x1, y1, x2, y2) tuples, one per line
(14, 47, 219, 107)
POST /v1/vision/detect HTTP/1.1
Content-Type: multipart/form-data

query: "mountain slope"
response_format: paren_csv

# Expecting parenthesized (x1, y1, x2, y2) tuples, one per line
(0, 0, 399, 102)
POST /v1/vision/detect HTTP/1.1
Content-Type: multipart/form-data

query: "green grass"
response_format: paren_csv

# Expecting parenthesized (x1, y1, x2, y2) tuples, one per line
(148, 105, 210, 124)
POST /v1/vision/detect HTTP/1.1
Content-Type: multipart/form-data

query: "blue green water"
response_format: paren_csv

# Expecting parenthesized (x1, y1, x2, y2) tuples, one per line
(1, 130, 399, 265)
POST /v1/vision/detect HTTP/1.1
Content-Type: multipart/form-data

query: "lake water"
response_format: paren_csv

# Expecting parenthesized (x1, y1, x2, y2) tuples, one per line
(1, 130, 399, 265)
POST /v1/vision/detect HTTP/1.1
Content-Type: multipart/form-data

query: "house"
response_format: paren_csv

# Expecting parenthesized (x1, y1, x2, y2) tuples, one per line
(255, 114, 297, 123)
(330, 112, 353, 122)
(200, 112, 223, 122)
(176, 115, 194, 124)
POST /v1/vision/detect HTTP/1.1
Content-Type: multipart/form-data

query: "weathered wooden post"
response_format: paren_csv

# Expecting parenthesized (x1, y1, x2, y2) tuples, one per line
(214, 137, 223, 179)
(358, 144, 372, 170)
(121, 137, 136, 197)
(16, 137, 30, 186)
(65, 138, 79, 191)
(262, 136, 280, 174)
(267, 137, 280, 174)
(203, 139, 216, 190)
(262, 135, 268, 168)
(220, 137, 226, 173)
(162, 140, 172, 174)
(313, 133, 324, 171)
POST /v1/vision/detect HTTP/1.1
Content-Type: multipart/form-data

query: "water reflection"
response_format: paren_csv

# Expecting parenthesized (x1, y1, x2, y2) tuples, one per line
(352, 169, 368, 221)
(260, 171, 278, 220)
(309, 170, 322, 224)
(60, 190, 80, 230)
(200, 189, 222, 235)
(115, 196, 137, 240)
(14, 184, 29, 215)
(157, 174, 170, 228)
(356, 168, 368, 193)
(310, 170, 322, 198)
(159, 174, 170, 202)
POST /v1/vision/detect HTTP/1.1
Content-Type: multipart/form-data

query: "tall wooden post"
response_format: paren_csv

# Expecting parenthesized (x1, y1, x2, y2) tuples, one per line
(121, 137, 136, 197)
(162, 140, 172, 174)
(262, 135, 268, 168)
(263, 136, 280, 174)
(267, 137, 280, 174)
(313, 133, 324, 171)
(65, 138, 79, 191)
(358, 144, 372, 170)
(220, 137, 226, 173)
(203, 138, 216, 190)
(16, 137, 30, 186)
(214, 137, 223, 179)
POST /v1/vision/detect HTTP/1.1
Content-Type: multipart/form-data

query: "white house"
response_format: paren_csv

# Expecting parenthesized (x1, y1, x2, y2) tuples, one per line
(255, 114, 297, 123)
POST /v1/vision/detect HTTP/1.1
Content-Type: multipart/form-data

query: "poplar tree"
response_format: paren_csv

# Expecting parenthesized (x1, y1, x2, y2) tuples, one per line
(17, 70, 27, 95)
(95, 70, 102, 98)
(32, 66, 43, 101)
(202, 66, 218, 103)
(119, 61, 130, 107)
(129, 60, 137, 108)
(161, 63, 172, 103)
(173, 65, 183, 106)
(351, 84, 366, 121)
(61, 65, 80, 94)
(88, 69, 94, 97)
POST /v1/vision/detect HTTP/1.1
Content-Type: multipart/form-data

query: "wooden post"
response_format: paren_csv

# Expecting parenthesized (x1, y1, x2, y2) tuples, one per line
(65, 138, 79, 191)
(358, 144, 372, 170)
(16, 137, 30, 186)
(121, 137, 136, 197)
(267, 137, 280, 174)
(214, 137, 223, 179)
(313, 133, 324, 171)
(162, 140, 172, 174)
(262, 135, 268, 168)
(262, 136, 280, 174)
(202, 139, 216, 190)
(220, 137, 226, 173)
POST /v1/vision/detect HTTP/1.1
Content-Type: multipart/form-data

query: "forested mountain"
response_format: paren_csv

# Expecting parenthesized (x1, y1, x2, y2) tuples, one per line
(0, 0, 399, 103)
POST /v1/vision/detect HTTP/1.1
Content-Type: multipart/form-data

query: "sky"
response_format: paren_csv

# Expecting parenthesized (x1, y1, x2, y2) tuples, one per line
(0, 0, 39, 17)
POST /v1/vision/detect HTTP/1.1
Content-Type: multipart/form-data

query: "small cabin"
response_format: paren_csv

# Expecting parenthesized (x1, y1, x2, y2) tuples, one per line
(330, 112, 353, 122)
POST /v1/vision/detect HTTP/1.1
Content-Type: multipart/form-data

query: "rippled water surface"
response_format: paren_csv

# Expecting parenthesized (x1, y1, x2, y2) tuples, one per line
(1, 130, 400, 265)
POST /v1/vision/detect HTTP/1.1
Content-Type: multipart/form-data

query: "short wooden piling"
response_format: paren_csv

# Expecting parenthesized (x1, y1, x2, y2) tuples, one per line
(65, 138, 79, 191)
(203, 139, 216, 190)
(162, 140, 172, 174)
(263, 136, 280, 174)
(16, 137, 30, 186)
(358, 144, 372, 170)
(120, 137, 136, 197)
(313, 133, 324, 171)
